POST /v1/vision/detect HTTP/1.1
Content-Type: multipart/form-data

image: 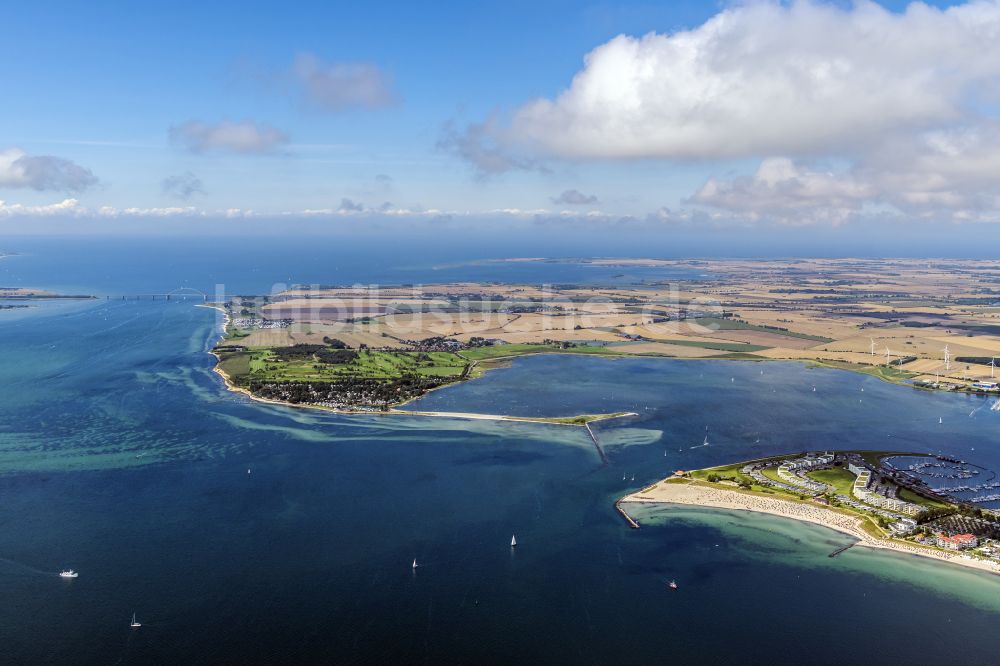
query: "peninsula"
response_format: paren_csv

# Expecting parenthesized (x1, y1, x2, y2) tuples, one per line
(208, 258, 1000, 413)
(621, 450, 1000, 575)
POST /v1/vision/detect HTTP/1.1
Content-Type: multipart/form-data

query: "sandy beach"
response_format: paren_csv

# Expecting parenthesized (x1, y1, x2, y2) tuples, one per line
(622, 480, 1000, 576)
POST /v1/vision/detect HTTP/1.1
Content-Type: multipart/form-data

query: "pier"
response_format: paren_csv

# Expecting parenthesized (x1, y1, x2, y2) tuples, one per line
(828, 543, 856, 558)
(615, 499, 640, 529)
(584, 422, 610, 466)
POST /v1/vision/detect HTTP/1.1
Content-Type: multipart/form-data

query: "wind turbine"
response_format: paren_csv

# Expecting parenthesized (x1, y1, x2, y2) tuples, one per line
(869, 337, 876, 358)
(944, 345, 951, 372)
(991, 357, 996, 380)
(885, 346, 891, 366)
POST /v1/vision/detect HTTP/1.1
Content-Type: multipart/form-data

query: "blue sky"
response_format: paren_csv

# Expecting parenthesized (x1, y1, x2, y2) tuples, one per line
(1, 0, 994, 238)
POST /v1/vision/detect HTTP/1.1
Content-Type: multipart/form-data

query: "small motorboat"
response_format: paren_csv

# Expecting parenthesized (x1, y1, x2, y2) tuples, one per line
(59, 570, 78, 579)
(668, 580, 678, 590)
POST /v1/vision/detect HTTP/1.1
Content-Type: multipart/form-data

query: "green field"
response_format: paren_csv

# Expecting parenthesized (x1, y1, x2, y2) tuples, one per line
(217, 352, 251, 379)
(220, 348, 470, 385)
(806, 467, 856, 495)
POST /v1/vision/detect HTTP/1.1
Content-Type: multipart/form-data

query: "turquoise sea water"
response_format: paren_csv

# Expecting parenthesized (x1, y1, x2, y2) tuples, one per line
(3, 241, 1000, 663)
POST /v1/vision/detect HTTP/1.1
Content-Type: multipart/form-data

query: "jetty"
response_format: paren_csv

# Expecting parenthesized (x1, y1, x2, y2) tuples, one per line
(584, 422, 609, 466)
(828, 543, 856, 558)
(614, 498, 640, 529)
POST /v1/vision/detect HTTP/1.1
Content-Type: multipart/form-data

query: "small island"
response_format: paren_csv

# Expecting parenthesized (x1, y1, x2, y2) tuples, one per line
(621, 450, 1000, 575)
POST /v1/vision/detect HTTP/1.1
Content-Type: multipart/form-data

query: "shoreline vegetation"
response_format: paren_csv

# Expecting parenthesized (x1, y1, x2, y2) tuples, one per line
(622, 458, 1000, 577)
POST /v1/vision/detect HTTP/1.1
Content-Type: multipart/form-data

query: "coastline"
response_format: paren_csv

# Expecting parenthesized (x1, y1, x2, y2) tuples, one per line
(195, 297, 992, 429)
(200, 303, 637, 425)
(211, 357, 635, 427)
(207, 337, 636, 427)
(622, 479, 1000, 576)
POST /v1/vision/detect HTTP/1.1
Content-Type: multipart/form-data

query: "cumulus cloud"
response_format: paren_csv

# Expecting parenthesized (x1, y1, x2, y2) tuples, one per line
(161, 171, 205, 200)
(436, 0, 1000, 225)
(692, 123, 1000, 225)
(0, 148, 97, 192)
(867, 126, 1000, 219)
(446, 0, 1000, 175)
(291, 53, 398, 112)
(552, 189, 599, 205)
(690, 158, 877, 225)
(506, 1, 1000, 161)
(169, 120, 289, 154)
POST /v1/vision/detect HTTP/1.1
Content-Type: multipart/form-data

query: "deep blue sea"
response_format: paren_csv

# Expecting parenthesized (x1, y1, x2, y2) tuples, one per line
(3, 238, 1000, 664)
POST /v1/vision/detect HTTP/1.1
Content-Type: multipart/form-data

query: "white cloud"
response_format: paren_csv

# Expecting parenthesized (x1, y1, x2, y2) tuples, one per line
(292, 53, 398, 112)
(869, 125, 1000, 219)
(437, 0, 1000, 225)
(690, 158, 877, 225)
(691, 123, 1000, 225)
(454, 0, 1000, 167)
(169, 120, 289, 154)
(0, 148, 97, 191)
